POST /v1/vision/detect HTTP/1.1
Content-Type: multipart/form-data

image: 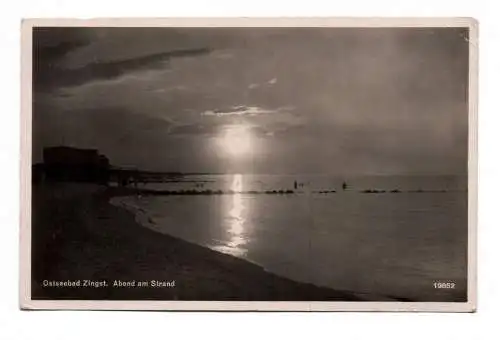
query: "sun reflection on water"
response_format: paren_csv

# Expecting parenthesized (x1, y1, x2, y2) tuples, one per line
(213, 174, 248, 257)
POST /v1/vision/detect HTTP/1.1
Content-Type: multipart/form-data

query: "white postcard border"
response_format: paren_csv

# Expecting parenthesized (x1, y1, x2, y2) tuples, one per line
(19, 17, 478, 312)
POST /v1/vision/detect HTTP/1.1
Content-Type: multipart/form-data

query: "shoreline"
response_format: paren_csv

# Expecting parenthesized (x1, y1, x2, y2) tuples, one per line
(31, 183, 373, 301)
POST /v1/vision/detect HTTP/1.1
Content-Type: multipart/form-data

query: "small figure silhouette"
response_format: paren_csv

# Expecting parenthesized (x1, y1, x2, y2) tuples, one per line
(342, 181, 347, 191)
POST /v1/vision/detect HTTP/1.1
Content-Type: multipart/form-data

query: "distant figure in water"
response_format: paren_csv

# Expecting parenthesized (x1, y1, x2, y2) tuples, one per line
(342, 181, 348, 191)
(294, 180, 298, 190)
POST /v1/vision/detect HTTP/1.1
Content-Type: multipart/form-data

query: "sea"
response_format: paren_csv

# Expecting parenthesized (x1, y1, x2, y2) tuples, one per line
(110, 174, 468, 301)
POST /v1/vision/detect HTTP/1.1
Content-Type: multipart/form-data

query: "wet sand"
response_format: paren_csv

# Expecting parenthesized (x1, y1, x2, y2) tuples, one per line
(31, 183, 365, 301)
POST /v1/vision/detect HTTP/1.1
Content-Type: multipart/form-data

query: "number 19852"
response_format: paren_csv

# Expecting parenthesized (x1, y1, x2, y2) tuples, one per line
(433, 282, 456, 289)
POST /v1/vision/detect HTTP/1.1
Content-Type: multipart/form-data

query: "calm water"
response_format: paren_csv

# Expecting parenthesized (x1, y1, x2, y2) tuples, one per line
(110, 174, 468, 300)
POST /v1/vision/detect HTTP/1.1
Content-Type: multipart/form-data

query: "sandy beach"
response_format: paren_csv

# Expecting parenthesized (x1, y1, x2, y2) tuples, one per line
(31, 183, 365, 301)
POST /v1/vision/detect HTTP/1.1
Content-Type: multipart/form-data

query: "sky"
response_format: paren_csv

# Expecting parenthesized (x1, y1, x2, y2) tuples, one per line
(32, 27, 469, 175)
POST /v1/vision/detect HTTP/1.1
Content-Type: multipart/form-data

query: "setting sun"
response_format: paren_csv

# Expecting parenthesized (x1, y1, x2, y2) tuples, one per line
(219, 125, 253, 157)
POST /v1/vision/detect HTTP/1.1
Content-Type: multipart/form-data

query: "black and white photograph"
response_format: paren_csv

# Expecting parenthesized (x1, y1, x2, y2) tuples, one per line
(20, 18, 477, 311)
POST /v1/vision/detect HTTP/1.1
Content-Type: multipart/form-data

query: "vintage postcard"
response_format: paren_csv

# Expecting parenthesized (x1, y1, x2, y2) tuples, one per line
(20, 18, 477, 311)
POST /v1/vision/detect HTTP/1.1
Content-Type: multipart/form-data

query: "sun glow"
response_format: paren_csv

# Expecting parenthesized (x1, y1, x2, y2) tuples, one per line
(219, 125, 253, 157)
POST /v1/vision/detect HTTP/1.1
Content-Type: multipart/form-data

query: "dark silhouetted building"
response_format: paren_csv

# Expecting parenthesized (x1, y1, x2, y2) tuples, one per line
(41, 146, 110, 184)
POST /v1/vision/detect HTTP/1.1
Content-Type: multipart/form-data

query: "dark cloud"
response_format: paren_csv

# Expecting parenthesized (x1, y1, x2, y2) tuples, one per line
(170, 123, 210, 136)
(33, 27, 214, 91)
(169, 122, 276, 139)
(33, 27, 93, 56)
(34, 46, 211, 91)
(33, 27, 92, 91)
